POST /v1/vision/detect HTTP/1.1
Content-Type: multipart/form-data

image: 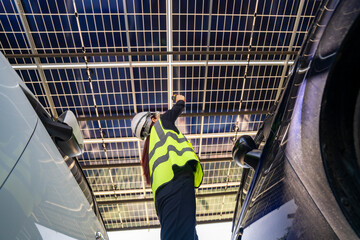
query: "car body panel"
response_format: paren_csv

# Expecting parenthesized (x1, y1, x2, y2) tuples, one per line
(0, 53, 38, 186)
(232, 0, 360, 239)
(0, 121, 108, 239)
(240, 145, 338, 239)
(0, 52, 108, 239)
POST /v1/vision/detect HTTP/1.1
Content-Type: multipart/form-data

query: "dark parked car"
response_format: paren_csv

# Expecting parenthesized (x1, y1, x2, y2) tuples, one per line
(231, 0, 360, 239)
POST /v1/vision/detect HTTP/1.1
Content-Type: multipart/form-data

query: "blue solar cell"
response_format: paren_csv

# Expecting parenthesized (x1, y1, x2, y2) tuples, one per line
(21, 0, 39, 14)
(83, 15, 95, 31)
(0, 32, 22, 49)
(0, 15, 20, 31)
(184, 117, 199, 134)
(124, 0, 134, 13)
(303, 1, 322, 15)
(0, 0, 15, 13)
(94, 15, 105, 31)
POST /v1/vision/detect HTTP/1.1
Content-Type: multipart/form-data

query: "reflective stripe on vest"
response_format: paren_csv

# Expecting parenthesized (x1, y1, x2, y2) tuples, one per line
(149, 119, 203, 197)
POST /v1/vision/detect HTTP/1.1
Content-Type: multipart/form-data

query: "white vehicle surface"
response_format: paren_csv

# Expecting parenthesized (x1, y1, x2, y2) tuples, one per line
(0, 52, 108, 240)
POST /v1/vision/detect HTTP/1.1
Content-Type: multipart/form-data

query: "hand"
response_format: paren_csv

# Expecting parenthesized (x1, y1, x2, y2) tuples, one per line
(176, 94, 185, 102)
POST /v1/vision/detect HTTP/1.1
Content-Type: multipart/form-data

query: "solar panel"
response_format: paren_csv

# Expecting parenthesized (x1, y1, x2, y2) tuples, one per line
(0, 0, 322, 231)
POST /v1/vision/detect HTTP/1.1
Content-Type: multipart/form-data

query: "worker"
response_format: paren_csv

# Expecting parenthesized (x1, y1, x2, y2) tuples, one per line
(131, 94, 203, 240)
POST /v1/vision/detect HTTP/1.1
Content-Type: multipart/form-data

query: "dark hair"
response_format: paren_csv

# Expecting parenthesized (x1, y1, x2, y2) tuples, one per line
(141, 121, 155, 185)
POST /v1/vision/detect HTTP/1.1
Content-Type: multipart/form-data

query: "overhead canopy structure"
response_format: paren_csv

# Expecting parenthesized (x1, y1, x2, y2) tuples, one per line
(0, 0, 322, 231)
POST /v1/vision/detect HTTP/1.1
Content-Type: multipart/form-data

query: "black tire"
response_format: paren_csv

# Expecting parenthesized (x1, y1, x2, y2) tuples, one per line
(320, 11, 360, 236)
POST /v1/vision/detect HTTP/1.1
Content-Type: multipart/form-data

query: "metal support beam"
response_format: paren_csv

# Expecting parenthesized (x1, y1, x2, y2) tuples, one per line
(198, 0, 214, 158)
(97, 190, 237, 205)
(81, 157, 233, 169)
(274, 0, 305, 102)
(121, 0, 146, 225)
(13, 0, 58, 119)
(120, 0, 148, 224)
(93, 182, 240, 196)
(83, 131, 257, 144)
(167, 0, 173, 110)
(122, 0, 138, 115)
(106, 218, 233, 231)
(11, 60, 295, 70)
(71, 0, 118, 195)
(4, 50, 297, 59)
(76, 110, 268, 121)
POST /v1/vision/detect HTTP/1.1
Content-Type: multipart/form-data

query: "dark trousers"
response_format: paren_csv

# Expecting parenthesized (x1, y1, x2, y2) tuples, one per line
(156, 172, 199, 240)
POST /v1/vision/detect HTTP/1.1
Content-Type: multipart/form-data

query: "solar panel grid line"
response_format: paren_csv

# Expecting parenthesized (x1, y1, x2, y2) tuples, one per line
(294, 0, 317, 48)
(98, 0, 110, 61)
(253, 1, 265, 54)
(262, 1, 279, 56)
(170, 28, 309, 34)
(10, 12, 316, 17)
(116, 204, 124, 228)
(275, 0, 306, 102)
(233, 1, 256, 113)
(222, 0, 239, 104)
(257, 0, 288, 106)
(245, 0, 260, 112)
(121, 0, 151, 222)
(78, 0, 92, 52)
(166, 0, 173, 110)
(89, 0, 102, 52)
(191, 0, 198, 60)
(101, 0, 114, 59)
(66, 70, 86, 116)
(0, 3, 23, 61)
(184, 0, 188, 57)
(65, 1, 84, 57)
(267, 1, 284, 52)
(48, 70, 67, 114)
(94, 181, 240, 196)
(52, 0, 75, 62)
(96, 189, 238, 205)
(147, 0, 154, 58)
(0, 28, 305, 50)
(13, 0, 59, 118)
(25, 0, 45, 50)
(226, 68, 237, 114)
(223, 0, 234, 62)
(260, 0, 274, 64)
(108, 72, 119, 116)
(276, 0, 295, 51)
(42, 1, 64, 60)
(250, 68, 258, 111)
(78, 58, 118, 189)
(10, 59, 296, 70)
(4, 11, 25, 59)
(237, 0, 250, 51)
(102, 210, 235, 228)
(259, 1, 281, 107)
(196, 0, 213, 157)
(120, 0, 138, 120)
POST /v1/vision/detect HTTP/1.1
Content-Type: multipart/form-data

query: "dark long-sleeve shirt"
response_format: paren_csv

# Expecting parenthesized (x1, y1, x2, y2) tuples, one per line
(160, 100, 185, 134)
(159, 100, 196, 173)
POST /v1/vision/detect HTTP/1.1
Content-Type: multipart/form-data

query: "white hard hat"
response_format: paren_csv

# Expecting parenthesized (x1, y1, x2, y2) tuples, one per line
(131, 112, 155, 140)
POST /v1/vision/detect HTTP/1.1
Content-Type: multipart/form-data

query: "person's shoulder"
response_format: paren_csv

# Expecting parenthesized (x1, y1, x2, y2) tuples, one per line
(159, 114, 171, 123)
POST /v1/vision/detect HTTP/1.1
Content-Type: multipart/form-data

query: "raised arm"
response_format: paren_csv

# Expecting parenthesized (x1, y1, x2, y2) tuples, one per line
(161, 94, 186, 124)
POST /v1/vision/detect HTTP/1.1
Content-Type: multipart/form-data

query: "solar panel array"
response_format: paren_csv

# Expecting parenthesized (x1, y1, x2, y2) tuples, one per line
(0, 0, 322, 231)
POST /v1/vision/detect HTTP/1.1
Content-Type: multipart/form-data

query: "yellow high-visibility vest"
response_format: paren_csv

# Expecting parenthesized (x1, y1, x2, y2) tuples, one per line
(149, 119, 203, 199)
